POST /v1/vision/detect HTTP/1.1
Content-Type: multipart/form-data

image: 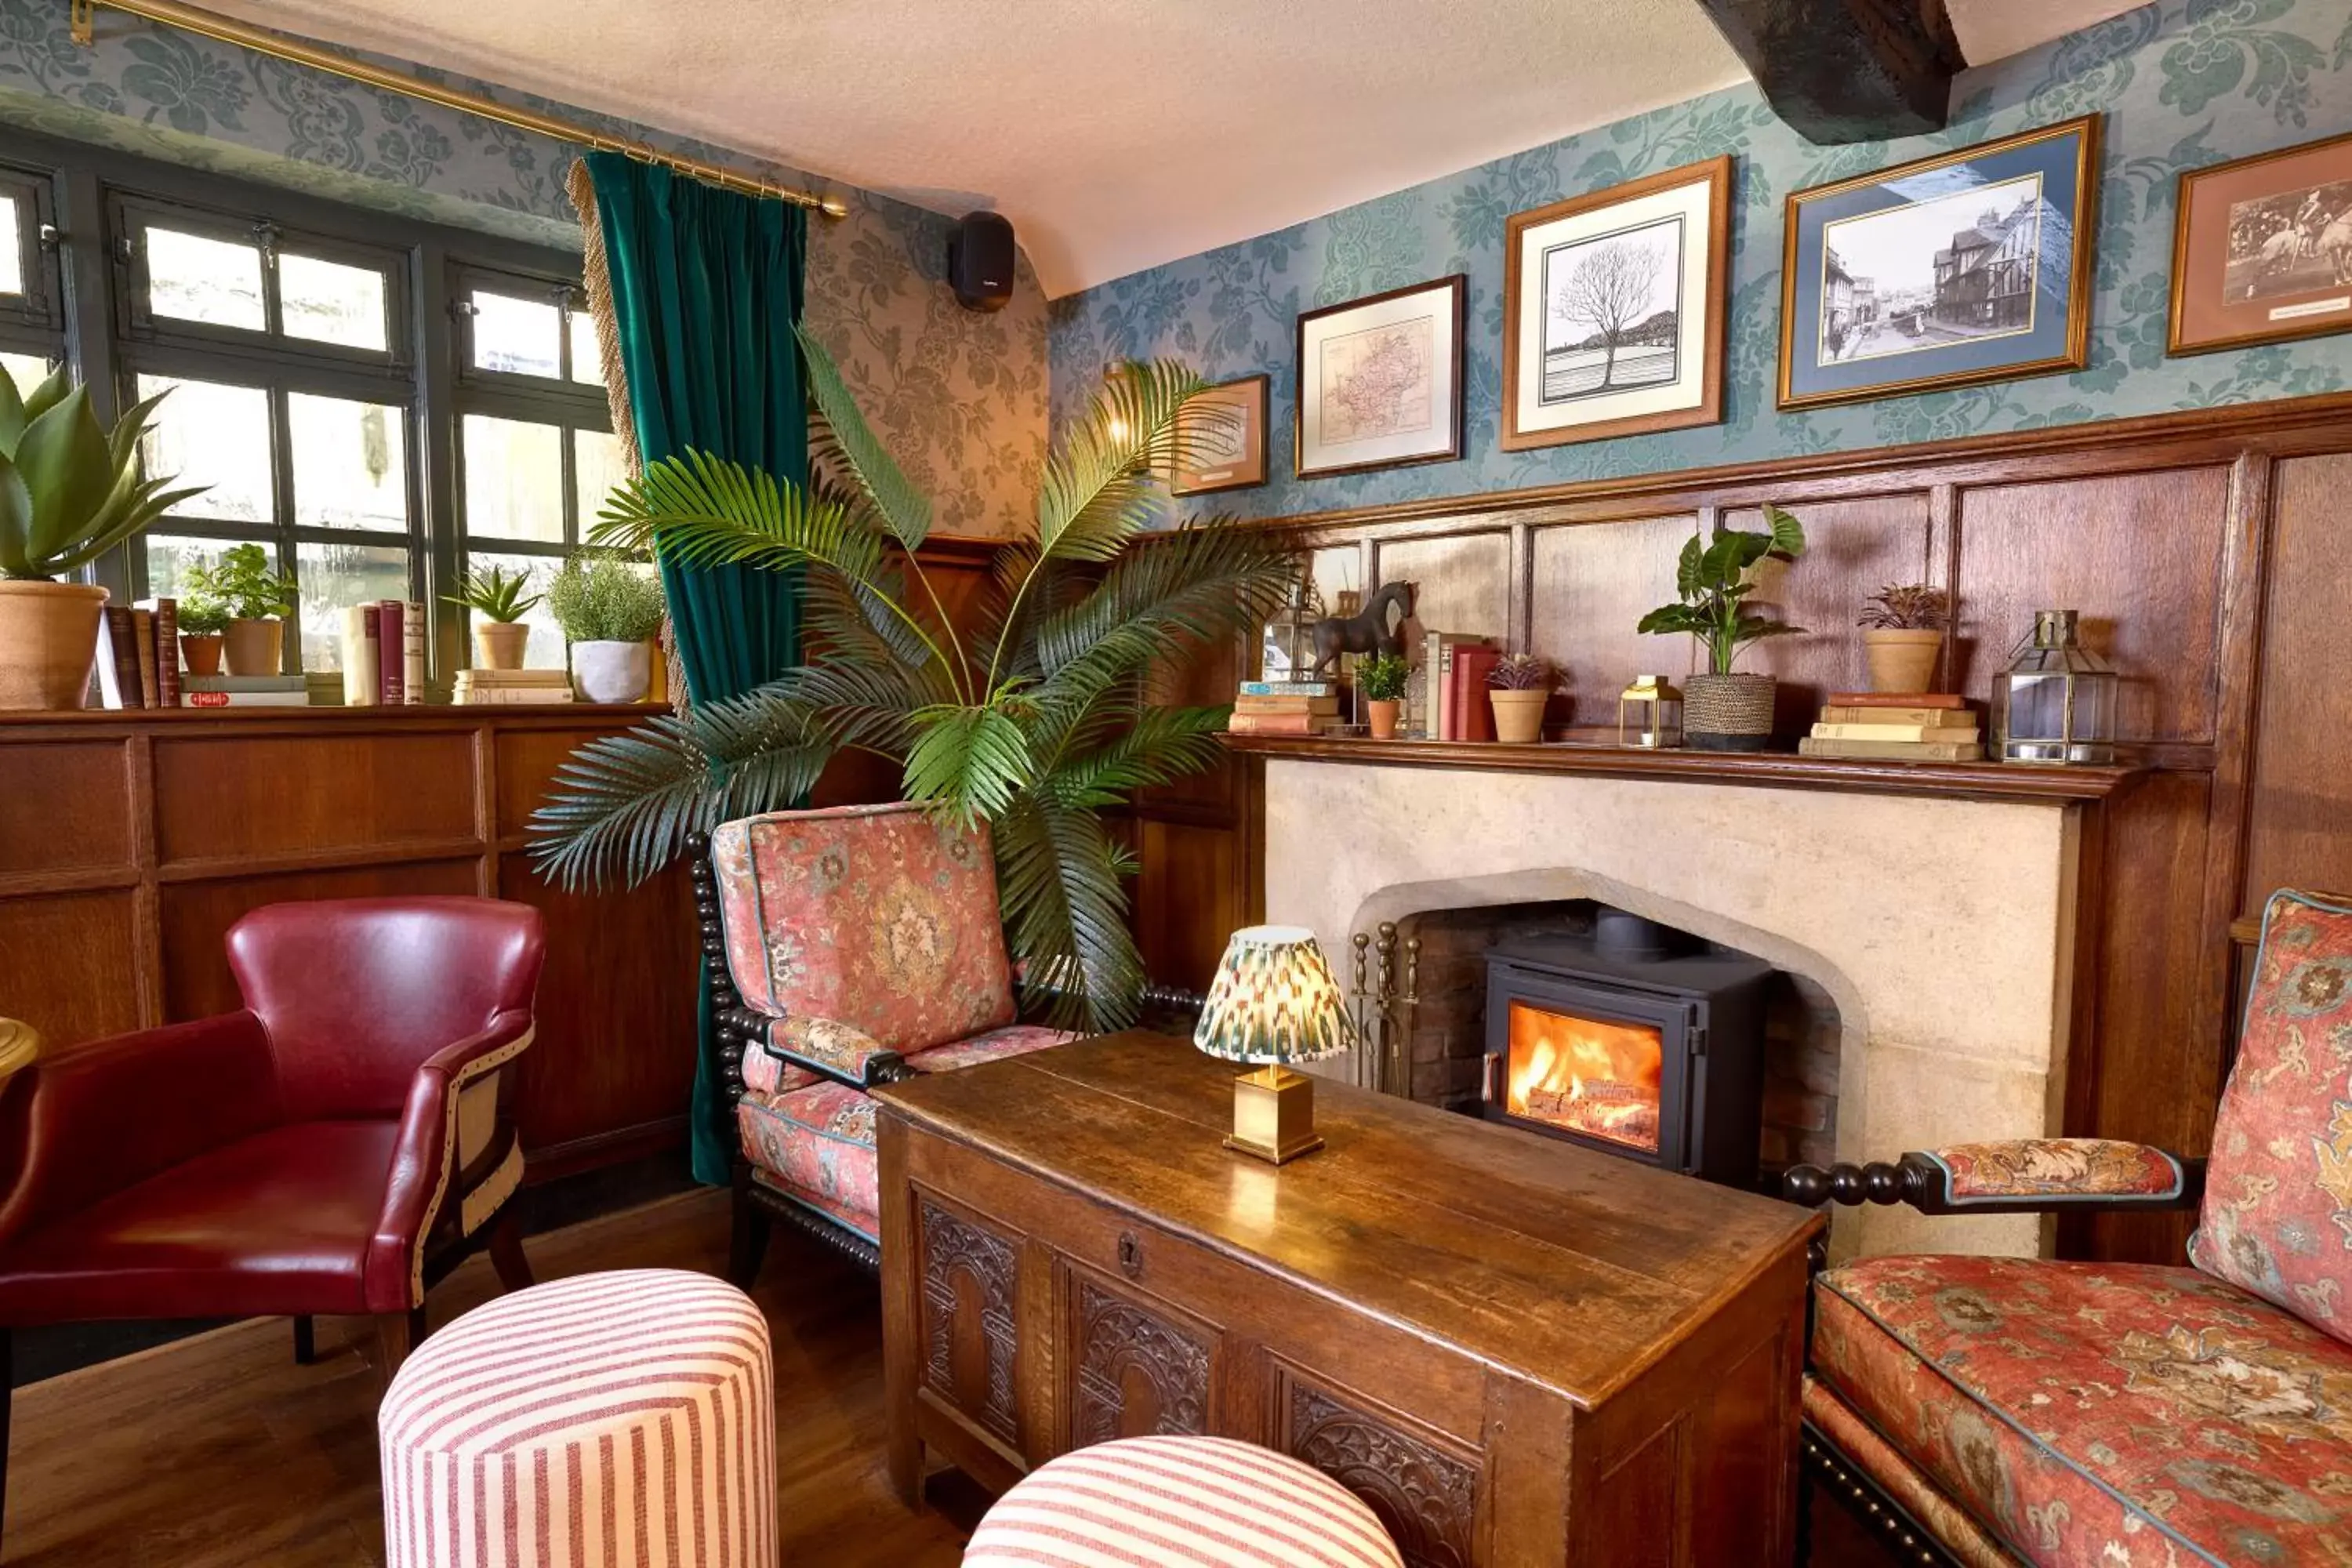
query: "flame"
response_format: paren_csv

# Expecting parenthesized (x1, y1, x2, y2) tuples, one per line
(1504, 1002, 1663, 1153)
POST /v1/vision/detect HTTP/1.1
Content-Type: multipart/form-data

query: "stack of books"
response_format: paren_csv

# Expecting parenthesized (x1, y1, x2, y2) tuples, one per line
(1798, 692, 1984, 761)
(1226, 678, 1341, 735)
(454, 668, 574, 706)
(338, 601, 427, 706)
(94, 599, 183, 708)
(1419, 631, 1498, 741)
(184, 673, 310, 709)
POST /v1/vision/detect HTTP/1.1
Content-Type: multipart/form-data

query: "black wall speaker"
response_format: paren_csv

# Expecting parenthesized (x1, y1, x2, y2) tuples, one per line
(946, 211, 1015, 312)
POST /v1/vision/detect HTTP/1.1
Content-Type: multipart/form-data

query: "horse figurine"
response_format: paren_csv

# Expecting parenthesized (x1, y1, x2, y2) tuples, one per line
(1309, 580, 1416, 679)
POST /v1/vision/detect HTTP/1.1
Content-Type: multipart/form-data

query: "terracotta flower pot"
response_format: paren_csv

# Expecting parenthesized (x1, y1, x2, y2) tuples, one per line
(0, 579, 108, 710)
(1489, 688, 1548, 744)
(223, 617, 282, 677)
(1366, 698, 1401, 739)
(474, 622, 530, 671)
(180, 632, 224, 677)
(1683, 672, 1777, 752)
(1863, 628, 1944, 695)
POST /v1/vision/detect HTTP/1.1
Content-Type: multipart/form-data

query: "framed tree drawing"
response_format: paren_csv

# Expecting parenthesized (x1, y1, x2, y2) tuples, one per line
(1294, 275, 1466, 479)
(2169, 129, 2352, 355)
(1170, 374, 1270, 495)
(1502, 156, 1730, 450)
(1778, 114, 2100, 411)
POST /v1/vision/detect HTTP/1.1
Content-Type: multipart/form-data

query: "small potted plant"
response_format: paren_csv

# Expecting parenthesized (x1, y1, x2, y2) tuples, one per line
(185, 543, 296, 677)
(1635, 506, 1806, 752)
(1356, 651, 1407, 739)
(0, 365, 201, 709)
(1488, 654, 1552, 744)
(1857, 583, 1949, 695)
(445, 564, 543, 672)
(546, 553, 667, 702)
(176, 594, 230, 676)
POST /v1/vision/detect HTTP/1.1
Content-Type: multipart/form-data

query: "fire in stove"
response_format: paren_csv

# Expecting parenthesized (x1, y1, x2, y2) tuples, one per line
(1504, 1001, 1664, 1153)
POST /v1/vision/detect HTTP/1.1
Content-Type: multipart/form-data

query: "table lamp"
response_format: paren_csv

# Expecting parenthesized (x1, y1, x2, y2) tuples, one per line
(1193, 925, 1356, 1164)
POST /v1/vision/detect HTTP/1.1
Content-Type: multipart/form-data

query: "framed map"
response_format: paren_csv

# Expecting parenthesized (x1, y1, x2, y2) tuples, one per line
(1294, 274, 1465, 479)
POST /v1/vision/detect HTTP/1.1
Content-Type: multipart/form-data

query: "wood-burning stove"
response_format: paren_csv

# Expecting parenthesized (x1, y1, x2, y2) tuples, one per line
(1481, 909, 1770, 1186)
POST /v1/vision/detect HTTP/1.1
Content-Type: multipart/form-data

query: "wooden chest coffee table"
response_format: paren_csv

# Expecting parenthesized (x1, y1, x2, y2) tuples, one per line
(875, 1032, 1823, 1566)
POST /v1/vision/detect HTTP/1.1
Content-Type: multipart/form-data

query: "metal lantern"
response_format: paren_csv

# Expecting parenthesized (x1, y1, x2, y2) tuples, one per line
(1261, 576, 1314, 680)
(1617, 674, 1684, 750)
(1994, 609, 2118, 765)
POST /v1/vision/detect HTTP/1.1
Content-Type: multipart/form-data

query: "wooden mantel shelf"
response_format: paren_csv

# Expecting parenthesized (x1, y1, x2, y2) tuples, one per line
(1220, 732, 2142, 803)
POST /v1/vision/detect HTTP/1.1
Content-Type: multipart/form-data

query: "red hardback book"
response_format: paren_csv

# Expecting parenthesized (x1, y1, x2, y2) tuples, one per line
(1824, 691, 1967, 709)
(377, 600, 404, 706)
(153, 597, 181, 707)
(1452, 646, 1503, 742)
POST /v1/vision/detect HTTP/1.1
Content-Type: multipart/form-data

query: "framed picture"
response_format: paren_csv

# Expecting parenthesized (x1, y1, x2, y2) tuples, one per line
(1501, 156, 1730, 450)
(2169, 129, 2352, 356)
(1294, 274, 1465, 479)
(1778, 114, 2100, 411)
(1170, 374, 1270, 495)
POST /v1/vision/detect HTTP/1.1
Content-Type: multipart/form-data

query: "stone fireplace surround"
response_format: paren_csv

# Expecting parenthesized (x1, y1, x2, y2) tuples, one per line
(1262, 757, 2083, 1260)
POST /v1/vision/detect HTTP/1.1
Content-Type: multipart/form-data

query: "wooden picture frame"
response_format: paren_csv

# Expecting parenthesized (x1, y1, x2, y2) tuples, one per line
(1171, 374, 1270, 495)
(2169, 129, 2352, 356)
(1294, 274, 1466, 479)
(1501, 156, 1730, 451)
(1778, 114, 2100, 412)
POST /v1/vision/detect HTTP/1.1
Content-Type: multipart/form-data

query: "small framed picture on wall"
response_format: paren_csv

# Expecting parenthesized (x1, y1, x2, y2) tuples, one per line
(1778, 114, 2100, 411)
(1501, 156, 1731, 450)
(1294, 274, 1465, 479)
(2169, 129, 2352, 355)
(1170, 374, 1270, 495)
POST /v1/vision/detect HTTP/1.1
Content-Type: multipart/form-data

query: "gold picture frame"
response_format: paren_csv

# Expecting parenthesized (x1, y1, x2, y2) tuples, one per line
(2169, 128, 2352, 356)
(1171, 374, 1271, 495)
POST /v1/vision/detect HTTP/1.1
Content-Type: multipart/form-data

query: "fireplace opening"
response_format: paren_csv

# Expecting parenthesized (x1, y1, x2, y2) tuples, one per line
(1504, 1003, 1664, 1154)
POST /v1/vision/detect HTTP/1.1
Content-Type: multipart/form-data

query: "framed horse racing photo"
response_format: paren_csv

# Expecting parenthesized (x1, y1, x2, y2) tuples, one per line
(1502, 156, 1730, 450)
(1778, 115, 2100, 412)
(2170, 129, 2352, 355)
(1294, 275, 1466, 479)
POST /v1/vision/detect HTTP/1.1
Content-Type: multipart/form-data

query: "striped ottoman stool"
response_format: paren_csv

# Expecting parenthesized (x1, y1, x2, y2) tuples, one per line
(379, 1269, 775, 1567)
(965, 1436, 1404, 1567)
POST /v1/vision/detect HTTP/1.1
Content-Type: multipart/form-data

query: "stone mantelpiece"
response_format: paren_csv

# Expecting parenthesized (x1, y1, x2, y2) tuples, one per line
(1262, 757, 2084, 1259)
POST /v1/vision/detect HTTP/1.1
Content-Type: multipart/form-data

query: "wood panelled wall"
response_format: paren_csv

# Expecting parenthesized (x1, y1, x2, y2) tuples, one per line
(1129, 393, 2352, 1266)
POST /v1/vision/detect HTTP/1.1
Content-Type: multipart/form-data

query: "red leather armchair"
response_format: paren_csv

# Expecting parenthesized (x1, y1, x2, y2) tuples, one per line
(0, 898, 545, 1526)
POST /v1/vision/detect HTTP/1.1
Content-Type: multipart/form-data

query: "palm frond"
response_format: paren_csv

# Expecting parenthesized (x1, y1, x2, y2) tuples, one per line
(1040, 705, 1232, 811)
(595, 449, 887, 584)
(797, 324, 931, 552)
(993, 794, 1143, 1033)
(902, 704, 1034, 828)
(1034, 360, 1207, 564)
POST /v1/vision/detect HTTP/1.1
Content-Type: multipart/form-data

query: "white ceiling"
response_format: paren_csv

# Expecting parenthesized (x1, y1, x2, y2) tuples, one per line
(207, 0, 2145, 297)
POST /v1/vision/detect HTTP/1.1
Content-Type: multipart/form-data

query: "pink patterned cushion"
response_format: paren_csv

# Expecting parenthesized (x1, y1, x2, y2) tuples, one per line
(1802, 1377, 2020, 1568)
(2191, 888, 2352, 1344)
(1925, 1139, 2184, 1203)
(904, 1023, 1076, 1075)
(965, 1435, 1403, 1568)
(737, 1080, 880, 1241)
(741, 1039, 818, 1097)
(710, 802, 1015, 1057)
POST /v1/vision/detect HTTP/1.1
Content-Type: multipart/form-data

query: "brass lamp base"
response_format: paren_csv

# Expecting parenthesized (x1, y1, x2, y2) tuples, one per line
(1224, 1065, 1325, 1164)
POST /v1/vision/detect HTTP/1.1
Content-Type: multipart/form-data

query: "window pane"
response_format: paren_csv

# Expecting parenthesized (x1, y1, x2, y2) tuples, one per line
(1, 351, 50, 397)
(290, 392, 406, 530)
(0, 198, 21, 296)
(462, 413, 563, 542)
(280, 252, 387, 351)
(145, 227, 264, 331)
(137, 374, 271, 524)
(574, 426, 626, 528)
(464, 550, 564, 669)
(568, 310, 603, 384)
(145, 533, 237, 604)
(296, 540, 409, 673)
(470, 290, 561, 377)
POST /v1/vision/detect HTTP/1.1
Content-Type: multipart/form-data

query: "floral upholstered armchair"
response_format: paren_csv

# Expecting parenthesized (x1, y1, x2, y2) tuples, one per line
(687, 803, 1073, 1280)
(1785, 887, 2352, 1568)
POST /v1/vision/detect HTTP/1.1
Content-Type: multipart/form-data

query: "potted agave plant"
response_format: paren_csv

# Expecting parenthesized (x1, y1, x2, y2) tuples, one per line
(176, 593, 231, 676)
(445, 564, 543, 671)
(0, 365, 202, 709)
(1487, 653, 1552, 744)
(1858, 583, 1950, 695)
(1356, 651, 1407, 739)
(1635, 506, 1806, 751)
(188, 543, 298, 677)
(547, 552, 667, 703)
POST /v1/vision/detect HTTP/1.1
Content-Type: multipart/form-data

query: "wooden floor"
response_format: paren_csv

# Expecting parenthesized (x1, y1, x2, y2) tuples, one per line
(1, 1189, 982, 1567)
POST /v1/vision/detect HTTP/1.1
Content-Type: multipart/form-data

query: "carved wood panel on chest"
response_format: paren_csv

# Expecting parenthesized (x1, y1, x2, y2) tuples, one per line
(1062, 1265, 1217, 1447)
(1279, 1368, 1482, 1568)
(915, 1192, 1021, 1446)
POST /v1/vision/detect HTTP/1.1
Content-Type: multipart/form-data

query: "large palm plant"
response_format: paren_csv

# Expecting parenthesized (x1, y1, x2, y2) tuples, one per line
(528, 327, 1297, 1031)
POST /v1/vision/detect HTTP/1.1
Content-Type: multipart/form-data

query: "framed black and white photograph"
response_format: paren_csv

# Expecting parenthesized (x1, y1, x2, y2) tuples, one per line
(1294, 274, 1465, 479)
(2169, 129, 2352, 354)
(1502, 156, 1729, 450)
(1779, 115, 2100, 411)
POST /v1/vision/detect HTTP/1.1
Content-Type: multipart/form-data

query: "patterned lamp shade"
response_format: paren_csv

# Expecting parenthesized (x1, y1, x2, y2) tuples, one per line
(1193, 924, 1356, 1065)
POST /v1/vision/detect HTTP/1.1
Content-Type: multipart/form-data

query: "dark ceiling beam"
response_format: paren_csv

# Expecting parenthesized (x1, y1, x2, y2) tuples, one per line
(1694, 0, 1965, 144)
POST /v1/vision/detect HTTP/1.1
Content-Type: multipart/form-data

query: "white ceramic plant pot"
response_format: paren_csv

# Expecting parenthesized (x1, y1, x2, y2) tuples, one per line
(572, 639, 652, 704)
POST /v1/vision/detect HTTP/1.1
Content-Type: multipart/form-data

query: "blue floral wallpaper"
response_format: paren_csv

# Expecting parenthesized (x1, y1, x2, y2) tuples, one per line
(0, 0, 1047, 536)
(1051, 0, 2352, 521)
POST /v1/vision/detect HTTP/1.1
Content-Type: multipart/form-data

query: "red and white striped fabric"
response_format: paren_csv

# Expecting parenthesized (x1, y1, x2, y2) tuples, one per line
(964, 1435, 1404, 1568)
(379, 1269, 775, 1568)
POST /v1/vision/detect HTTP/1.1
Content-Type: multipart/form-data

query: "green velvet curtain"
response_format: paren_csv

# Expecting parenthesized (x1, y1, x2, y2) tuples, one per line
(586, 151, 808, 1185)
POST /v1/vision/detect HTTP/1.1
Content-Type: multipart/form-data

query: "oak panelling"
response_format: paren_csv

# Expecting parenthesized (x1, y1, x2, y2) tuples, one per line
(493, 727, 594, 838)
(0, 890, 142, 1044)
(1949, 470, 2231, 743)
(1374, 532, 1512, 641)
(1722, 495, 1934, 735)
(0, 743, 132, 881)
(1528, 514, 1698, 731)
(2243, 454, 2352, 906)
(157, 859, 482, 1022)
(1131, 820, 1241, 993)
(151, 731, 477, 864)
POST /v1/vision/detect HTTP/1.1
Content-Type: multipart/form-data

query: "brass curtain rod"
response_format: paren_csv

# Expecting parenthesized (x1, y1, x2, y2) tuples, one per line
(67, 0, 849, 217)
